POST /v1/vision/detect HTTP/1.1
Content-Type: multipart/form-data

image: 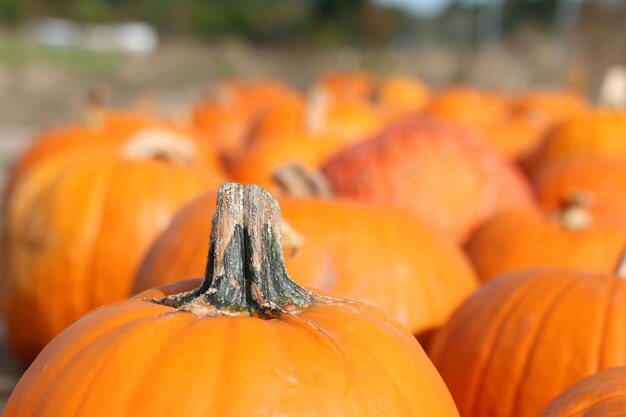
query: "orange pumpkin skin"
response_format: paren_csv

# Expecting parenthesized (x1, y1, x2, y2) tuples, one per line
(429, 269, 626, 417)
(538, 366, 626, 417)
(322, 116, 534, 242)
(377, 75, 431, 116)
(527, 110, 626, 175)
(4, 183, 460, 417)
(315, 70, 374, 102)
(1, 153, 213, 365)
(228, 134, 343, 188)
(134, 193, 478, 342)
(465, 209, 626, 282)
(535, 156, 626, 226)
(513, 90, 588, 131)
(4, 112, 226, 204)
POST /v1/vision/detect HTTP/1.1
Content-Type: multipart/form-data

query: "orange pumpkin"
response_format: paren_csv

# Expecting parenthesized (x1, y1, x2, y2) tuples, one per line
(315, 69, 374, 102)
(377, 75, 431, 116)
(465, 202, 626, 282)
(4, 110, 226, 203)
(535, 156, 626, 226)
(513, 90, 588, 131)
(192, 78, 300, 161)
(1, 140, 217, 365)
(526, 110, 626, 175)
(4, 183, 460, 417)
(322, 116, 534, 242)
(538, 366, 626, 417)
(134, 185, 478, 343)
(429, 267, 626, 417)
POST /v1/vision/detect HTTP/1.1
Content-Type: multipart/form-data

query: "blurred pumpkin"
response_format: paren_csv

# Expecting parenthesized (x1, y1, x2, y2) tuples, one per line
(429, 266, 626, 417)
(1, 136, 217, 365)
(377, 75, 431, 116)
(134, 180, 478, 344)
(526, 110, 626, 175)
(465, 198, 626, 282)
(4, 109, 226, 203)
(322, 116, 534, 242)
(535, 156, 626, 226)
(538, 366, 626, 417)
(314, 69, 374, 102)
(3, 183, 460, 417)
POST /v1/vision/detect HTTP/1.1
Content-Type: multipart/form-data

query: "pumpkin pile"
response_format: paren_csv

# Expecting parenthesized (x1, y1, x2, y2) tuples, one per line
(3, 68, 626, 416)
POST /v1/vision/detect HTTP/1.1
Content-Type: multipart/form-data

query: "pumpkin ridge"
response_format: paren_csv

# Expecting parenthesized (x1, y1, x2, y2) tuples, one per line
(465, 272, 548, 416)
(151, 183, 318, 318)
(596, 278, 622, 370)
(508, 276, 580, 417)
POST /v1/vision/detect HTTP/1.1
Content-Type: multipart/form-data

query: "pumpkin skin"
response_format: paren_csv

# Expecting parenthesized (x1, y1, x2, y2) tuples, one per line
(538, 366, 626, 417)
(527, 110, 626, 175)
(465, 208, 626, 282)
(134, 191, 478, 343)
(4, 111, 226, 203)
(322, 116, 534, 242)
(4, 183, 460, 417)
(429, 268, 626, 417)
(377, 75, 431, 116)
(1, 150, 214, 365)
(535, 156, 626, 226)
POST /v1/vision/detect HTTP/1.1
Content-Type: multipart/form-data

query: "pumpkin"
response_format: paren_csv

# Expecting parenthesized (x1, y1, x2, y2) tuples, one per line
(134, 174, 478, 344)
(535, 156, 626, 227)
(377, 75, 431, 116)
(322, 116, 534, 242)
(1, 138, 217, 365)
(4, 183, 460, 417)
(526, 110, 626, 175)
(192, 78, 300, 161)
(233, 86, 387, 186)
(4, 109, 226, 203)
(538, 366, 626, 417)
(513, 90, 588, 131)
(465, 200, 626, 281)
(315, 69, 374, 102)
(425, 86, 511, 130)
(429, 266, 626, 417)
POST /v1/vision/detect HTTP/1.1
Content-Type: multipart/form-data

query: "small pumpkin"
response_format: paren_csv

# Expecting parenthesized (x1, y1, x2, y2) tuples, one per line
(377, 75, 431, 116)
(429, 264, 626, 417)
(538, 366, 626, 417)
(535, 156, 626, 227)
(322, 116, 534, 242)
(526, 110, 626, 175)
(4, 183, 460, 417)
(465, 199, 626, 281)
(1, 137, 217, 365)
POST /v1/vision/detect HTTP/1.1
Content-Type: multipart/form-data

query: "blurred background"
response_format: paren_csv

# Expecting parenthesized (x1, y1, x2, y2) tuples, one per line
(1, 0, 626, 409)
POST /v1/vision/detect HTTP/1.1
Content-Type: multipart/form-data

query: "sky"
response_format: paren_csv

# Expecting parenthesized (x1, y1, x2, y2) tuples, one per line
(373, 0, 499, 16)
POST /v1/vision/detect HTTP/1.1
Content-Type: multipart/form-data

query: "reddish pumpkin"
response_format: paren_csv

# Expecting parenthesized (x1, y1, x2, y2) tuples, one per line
(322, 116, 534, 242)
(4, 183, 460, 417)
(429, 267, 626, 417)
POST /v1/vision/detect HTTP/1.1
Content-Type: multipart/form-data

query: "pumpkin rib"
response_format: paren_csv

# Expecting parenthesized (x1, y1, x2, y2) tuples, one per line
(287, 313, 378, 414)
(508, 278, 580, 417)
(303, 308, 416, 415)
(596, 278, 621, 371)
(467, 273, 559, 416)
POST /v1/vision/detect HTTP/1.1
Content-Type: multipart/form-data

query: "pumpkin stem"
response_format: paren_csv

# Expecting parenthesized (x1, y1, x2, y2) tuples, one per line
(271, 163, 333, 198)
(554, 192, 592, 230)
(152, 182, 317, 318)
(119, 129, 197, 166)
